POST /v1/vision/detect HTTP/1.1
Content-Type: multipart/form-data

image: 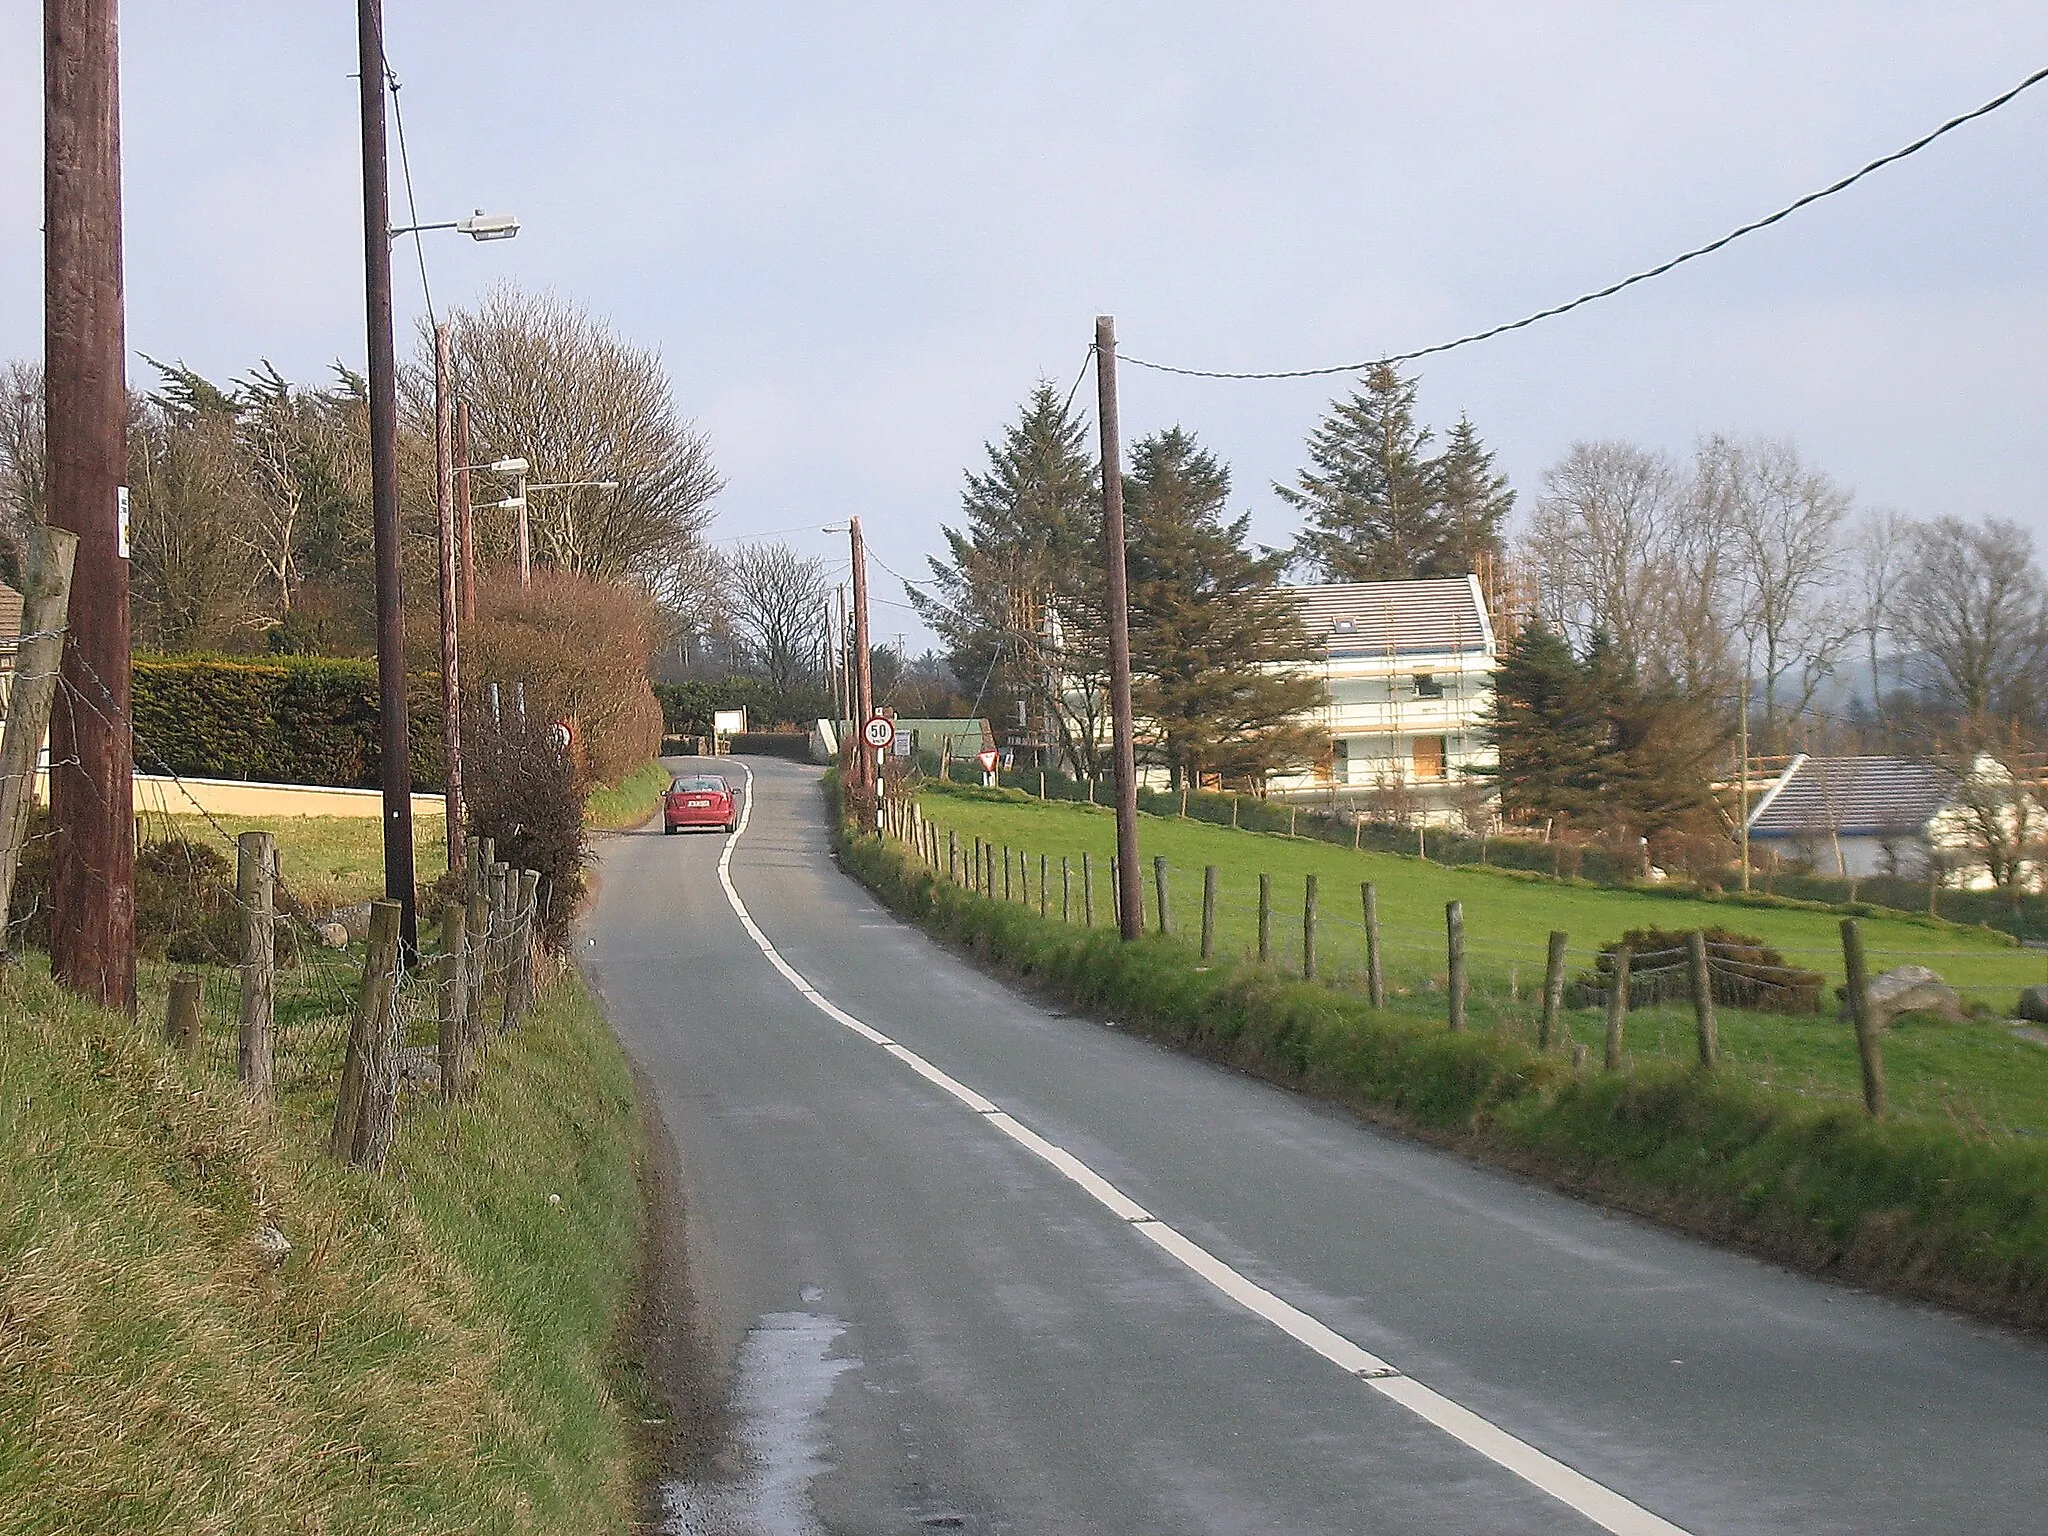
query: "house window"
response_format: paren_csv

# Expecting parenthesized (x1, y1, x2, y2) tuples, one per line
(1413, 735, 1447, 780)
(1413, 671, 1443, 699)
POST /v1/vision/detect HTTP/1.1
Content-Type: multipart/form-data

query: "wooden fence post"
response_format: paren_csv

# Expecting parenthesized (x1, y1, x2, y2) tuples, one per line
(1082, 852, 1095, 927)
(1842, 918, 1886, 1118)
(464, 884, 490, 1050)
(1446, 900, 1467, 1032)
(488, 862, 512, 992)
(949, 830, 960, 885)
(1040, 853, 1049, 917)
(503, 869, 541, 1033)
(1201, 865, 1217, 959)
(1004, 846, 1012, 902)
(1603, 945, 1632, 1071)
(1539, 929, 1568, 1050)
(1155, 856, 1171, 938)
(1258, 873, 1272, 963)
(331, 900, 402, 1168)
(1687, 929, 1719, 1070)
(166, 972, 204, 1063)
(236, 830, 276, 1107)
(438, 901, 470, 1100)
(1362, 882, 1384, 1008)
(1303, 873, 1319, 979)
(1062, 857, 1072, 922)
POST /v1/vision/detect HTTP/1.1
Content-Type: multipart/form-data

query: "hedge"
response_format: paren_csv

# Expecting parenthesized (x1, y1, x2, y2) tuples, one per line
(131, 655, 446, 790)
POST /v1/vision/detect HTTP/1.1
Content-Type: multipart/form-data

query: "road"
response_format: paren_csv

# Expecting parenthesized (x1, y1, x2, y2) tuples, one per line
(586, 756, 2048, 1536)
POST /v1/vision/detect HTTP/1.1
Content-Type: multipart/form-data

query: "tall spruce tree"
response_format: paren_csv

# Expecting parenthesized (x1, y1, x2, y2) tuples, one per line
(910, 381, 1108, 773)
(1435, 414, 1513, 574)
(1476, 619, 1603, 827)
(1281, 362, 1446, 581)
(1126, 428, 1325, 787)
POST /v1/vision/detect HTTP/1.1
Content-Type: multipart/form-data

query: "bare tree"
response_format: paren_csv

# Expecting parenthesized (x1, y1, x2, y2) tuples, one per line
(416, 284, 723, 608)
(723, 541, 827, 692)
(0, 360, 46, 592)
(126, 398, 267, 649)
(1849, 506, 1915, 723)
(1525, 439, 1733, 693)
(1701, 434, 1853, 745)
(1894, 515, 2048, 724)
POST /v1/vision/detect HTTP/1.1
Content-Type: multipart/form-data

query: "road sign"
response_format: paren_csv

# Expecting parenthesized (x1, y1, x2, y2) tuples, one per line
(863, 715, 896, 749)
(976, 749, 1000, 773)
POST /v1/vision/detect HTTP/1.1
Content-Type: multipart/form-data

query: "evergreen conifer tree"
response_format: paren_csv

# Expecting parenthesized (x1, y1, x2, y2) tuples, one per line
(1126, 428, 1326, 787)
(1476, 619, 1602, 826)
(910, 381, 1107, 773)
(1434, 414, 1513, 575)
(1280, 363, 1447, 582)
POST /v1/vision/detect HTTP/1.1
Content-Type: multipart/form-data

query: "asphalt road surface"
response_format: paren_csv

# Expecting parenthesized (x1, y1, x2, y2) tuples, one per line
(586, 756, 2048, 1536)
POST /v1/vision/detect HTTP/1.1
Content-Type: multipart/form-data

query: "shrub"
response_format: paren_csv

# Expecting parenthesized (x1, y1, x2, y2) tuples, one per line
(463, 710, 587, 952)
(461, 574, 663, 788)
(1571, 925, 1825, 1014)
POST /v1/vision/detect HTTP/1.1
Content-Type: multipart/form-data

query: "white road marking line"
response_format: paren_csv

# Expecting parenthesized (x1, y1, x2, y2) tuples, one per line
(711, 766, 1693, 1536)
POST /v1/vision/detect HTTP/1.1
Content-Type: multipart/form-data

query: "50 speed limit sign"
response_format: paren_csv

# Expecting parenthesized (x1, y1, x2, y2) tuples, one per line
(862, 715, 896, 750)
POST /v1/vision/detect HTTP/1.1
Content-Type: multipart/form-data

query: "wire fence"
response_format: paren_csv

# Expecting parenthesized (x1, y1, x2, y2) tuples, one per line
(885, 794, 2048, 1134)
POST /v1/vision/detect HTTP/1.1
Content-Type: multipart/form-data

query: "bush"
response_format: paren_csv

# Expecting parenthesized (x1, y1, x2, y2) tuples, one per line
(654, 677, 833, 735)
(729, 730, 812, 760)
(463, 711, 588, 952)
(130, 654, 447, 789)
(462, 575, 663, 787)
(1570, 926, 1825, 1014)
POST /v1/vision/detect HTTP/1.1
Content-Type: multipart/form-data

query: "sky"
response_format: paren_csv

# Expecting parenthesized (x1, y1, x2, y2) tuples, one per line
(5, 4, 2047, 656)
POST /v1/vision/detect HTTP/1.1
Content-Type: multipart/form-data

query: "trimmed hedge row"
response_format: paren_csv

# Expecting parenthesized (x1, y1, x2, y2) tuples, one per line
(131, 655, 446, 790)
(836, 792, 2048, 1334)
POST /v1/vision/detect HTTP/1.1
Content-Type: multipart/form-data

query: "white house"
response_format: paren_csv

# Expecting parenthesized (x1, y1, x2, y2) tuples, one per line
(1266, 575, 1499, 824)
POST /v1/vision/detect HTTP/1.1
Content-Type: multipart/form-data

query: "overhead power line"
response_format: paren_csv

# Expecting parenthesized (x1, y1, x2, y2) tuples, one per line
(1120, 60, 2048, 382)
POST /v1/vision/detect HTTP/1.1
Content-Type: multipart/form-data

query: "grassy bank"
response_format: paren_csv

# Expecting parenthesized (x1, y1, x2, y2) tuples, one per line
(845, 791, 2048, 1332)
(586, 758, 671, 831)
(0, 956, 646, 1534)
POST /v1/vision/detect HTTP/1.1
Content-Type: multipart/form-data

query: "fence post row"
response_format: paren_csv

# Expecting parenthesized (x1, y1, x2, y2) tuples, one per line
(1539, 929, 1568, 1051)
(331, 899, 402, 1170)
(1362, 882, 1384, 1009)
(1687, 929, 1719, 1071)
(1603, 944, 1631, 1071)
(1444, 900, 1467, 1032)
(236, 830, 277, 1108)
(1841, 918, 1887, 1119)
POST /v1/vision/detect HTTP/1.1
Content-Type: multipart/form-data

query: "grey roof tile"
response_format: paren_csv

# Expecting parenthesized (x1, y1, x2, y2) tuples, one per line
(1747, 754, 1956, 838)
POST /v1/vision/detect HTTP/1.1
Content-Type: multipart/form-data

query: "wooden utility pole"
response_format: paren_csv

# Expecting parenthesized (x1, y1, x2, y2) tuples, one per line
(455, 399, 476, 624)
(357, 0, 418, 956)
(1095, 316, 1142, 942)
(45, 0, 135, 1011)
(850, 518, 874, 788)
(434, 324, 463, 871)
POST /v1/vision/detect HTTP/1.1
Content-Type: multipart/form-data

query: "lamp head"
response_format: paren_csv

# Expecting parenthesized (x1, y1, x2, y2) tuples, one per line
(456, 210, 520, 241)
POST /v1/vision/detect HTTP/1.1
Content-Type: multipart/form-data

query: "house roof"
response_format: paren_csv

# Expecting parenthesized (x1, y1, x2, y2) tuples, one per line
(1285, 576, 1495, 659)
(1746, 754, 1957, 840)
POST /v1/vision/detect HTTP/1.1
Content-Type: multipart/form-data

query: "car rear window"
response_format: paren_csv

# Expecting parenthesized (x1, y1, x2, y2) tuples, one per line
(672, 777, 727, 793)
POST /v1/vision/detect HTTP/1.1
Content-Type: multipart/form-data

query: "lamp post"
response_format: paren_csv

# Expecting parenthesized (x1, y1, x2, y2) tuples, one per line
(511, 477, 621, 590)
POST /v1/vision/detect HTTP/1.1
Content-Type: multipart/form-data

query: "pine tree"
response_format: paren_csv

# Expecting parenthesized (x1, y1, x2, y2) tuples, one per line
(1476, 619, 1603, 826)
(1280, 362, 1447, 582)
(1434, 414, 1513, 575)
(910, 381, 1107, 772)
(1127, 428, 1327, 788)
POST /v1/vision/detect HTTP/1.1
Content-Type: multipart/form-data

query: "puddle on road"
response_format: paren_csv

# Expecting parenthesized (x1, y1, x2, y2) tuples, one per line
(662, 1311, 858, 1536)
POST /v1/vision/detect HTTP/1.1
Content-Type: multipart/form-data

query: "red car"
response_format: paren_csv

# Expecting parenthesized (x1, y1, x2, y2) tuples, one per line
(664, 773, 738, 834)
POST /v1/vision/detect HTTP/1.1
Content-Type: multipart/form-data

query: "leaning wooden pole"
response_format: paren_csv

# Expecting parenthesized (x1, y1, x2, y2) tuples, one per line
(0, 526, 78, 948)
(433, 323, 463, 872)
(45, 0, 135, 1011)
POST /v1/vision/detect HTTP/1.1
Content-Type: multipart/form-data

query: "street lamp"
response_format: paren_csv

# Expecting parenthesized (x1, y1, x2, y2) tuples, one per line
(391, 208, 521, 241)
(467, 462, 622, 590)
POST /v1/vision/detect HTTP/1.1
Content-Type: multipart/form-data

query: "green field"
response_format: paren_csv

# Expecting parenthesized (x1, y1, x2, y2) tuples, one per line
(915, 784, 2048, 1133)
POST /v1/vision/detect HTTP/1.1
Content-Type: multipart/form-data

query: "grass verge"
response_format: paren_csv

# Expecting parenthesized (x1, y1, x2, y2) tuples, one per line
(585, 758, 671, 832)
(842, 797, 2048, 1334)
(0, 956, 647, 1534)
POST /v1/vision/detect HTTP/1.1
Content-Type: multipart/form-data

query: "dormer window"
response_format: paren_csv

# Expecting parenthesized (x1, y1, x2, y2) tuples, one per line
(1413, 671, 1443, 699)
(1332, 619, 1357, 634)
